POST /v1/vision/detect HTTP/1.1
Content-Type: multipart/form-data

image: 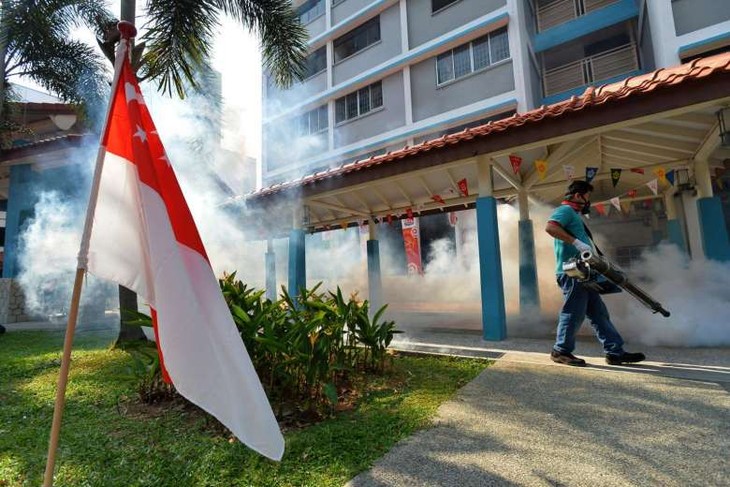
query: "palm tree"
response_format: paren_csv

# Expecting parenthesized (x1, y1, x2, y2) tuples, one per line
(118, 0, 309, 98)
(0, 0, 115, 143)
(112, 1, 308, 340)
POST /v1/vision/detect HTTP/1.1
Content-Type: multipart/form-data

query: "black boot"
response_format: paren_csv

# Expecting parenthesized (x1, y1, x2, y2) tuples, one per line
(551, 350, 586, 367)
(606, 352, 645, 365)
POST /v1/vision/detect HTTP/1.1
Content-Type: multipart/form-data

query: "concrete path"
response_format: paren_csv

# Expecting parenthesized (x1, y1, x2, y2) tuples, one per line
(348, 337, 730, 487)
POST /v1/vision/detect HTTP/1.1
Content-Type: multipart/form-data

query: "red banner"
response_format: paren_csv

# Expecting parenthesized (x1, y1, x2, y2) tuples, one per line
(457, 178, 469, 196)
(508, 154, 522, 174)
(401, 218, 423, 275)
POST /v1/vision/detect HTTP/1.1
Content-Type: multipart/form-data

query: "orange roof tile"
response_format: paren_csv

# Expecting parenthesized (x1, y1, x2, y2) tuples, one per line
(252, 52, 730, 198)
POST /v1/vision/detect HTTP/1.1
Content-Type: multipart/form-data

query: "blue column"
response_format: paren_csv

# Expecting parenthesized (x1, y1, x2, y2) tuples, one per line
(518, 219, 540, 312)
(697, 197, 730, 261)
(666, 220, 686, 252)
(265, 239, 276, 301)
(4, 165, 35, 278)
(367, 239, 382, 313)
(476, 196, 507, 341)
(288, 229, 306, 298)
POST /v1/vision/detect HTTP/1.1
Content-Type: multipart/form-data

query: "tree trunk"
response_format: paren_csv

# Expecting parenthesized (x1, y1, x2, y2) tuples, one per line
(0, 3, 10, 126)
(115, 0, 146, 343)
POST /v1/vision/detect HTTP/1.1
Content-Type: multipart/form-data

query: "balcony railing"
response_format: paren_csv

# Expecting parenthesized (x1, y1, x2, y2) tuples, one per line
(536, 0, 620, 32)
(542, 43, 639, 96)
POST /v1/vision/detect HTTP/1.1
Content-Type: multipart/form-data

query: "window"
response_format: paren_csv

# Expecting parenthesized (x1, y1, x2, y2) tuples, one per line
(304, 47, 327, 79)
(335, 81, 383, 123)
(436, 27, 510, 85)
(432, 0, 459, 12)
(296, 105, 328, 136)
(334, 17, 380, 62)
(298, 0, 324, 25)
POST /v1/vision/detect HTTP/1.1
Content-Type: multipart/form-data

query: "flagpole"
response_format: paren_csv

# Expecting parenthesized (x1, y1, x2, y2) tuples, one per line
(42, 22, 137, 487)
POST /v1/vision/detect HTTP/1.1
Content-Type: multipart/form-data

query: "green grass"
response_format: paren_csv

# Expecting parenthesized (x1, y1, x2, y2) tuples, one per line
(0, 331, 489, 487)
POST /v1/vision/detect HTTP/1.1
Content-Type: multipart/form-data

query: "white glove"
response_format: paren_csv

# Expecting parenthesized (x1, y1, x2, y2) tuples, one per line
(572, 239, 592, 253)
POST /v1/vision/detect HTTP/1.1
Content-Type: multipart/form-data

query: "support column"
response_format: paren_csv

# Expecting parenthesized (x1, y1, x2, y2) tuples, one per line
(694, 159, 730, 261)
(288, 207, 307, 298)
(265, 238, 277, 301)
(476, 157, 507, 341)
(518, 191, 540, 312)
(366, 219, 383, 314)
(664, 190, 686, 253)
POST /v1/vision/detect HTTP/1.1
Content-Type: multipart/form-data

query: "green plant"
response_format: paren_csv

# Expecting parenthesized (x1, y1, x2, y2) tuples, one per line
(119, 309, 177, 403)
(353, 302, 402, 372)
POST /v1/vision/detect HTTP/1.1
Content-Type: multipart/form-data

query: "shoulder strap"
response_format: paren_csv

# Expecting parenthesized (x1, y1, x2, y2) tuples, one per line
(581, 222, 604, 257)
(561, 219, 605, 257)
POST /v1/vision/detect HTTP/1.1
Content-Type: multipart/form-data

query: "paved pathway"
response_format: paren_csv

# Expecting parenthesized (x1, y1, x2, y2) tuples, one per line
(348, 335, 730, 487)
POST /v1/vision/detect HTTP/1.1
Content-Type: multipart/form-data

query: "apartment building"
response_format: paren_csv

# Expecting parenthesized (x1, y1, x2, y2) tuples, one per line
(262, 0, 730, 187)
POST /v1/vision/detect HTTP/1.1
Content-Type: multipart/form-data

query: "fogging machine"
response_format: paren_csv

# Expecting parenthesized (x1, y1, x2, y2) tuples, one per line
(563, 251, 671, 317)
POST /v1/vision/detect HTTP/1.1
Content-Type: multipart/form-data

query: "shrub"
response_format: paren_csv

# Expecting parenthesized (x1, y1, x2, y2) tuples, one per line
(123, 274, 402, 422)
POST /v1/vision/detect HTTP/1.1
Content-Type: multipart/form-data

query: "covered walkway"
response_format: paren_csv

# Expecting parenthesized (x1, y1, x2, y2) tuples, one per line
(244, 53, 730, 341)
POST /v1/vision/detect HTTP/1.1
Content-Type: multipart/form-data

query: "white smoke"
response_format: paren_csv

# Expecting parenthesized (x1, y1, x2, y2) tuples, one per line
(16, 191, 114, 325)
(605, 243, 730, 347)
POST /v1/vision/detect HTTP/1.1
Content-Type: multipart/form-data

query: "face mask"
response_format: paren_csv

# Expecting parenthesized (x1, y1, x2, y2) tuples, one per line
(578, 194, 591, 214)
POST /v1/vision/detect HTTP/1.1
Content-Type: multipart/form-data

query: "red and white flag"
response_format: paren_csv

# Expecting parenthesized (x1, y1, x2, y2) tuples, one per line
(84, 42, 284, 460)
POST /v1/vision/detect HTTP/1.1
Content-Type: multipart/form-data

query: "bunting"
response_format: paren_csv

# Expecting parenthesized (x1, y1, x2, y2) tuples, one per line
(586, 167, 599, 182)
(627, 189, 638, 198)
(631, 168, 645, 175)
(666, 170, 675, 186)
(535, 159, 548, 180)
(563, 164, 575, 180)
(653, 167, 667, 184)
(595, 203, 607, 216)
(610, 196, 621, 212)
(647, 179, 658, 195)
(610, 168, 622, 187)
(457, 178, 469, 196)
(509, 154, 522, 174)
(431, 194, 445, 204)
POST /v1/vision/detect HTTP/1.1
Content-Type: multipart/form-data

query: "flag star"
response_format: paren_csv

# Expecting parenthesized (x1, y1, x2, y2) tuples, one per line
(133, 125, 147, 143)
(160, 154, 171, 166)
(124, 82, 145, 105)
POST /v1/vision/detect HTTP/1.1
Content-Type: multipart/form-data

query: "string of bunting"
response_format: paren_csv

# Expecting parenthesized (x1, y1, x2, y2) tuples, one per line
(589, 165, 683, 216)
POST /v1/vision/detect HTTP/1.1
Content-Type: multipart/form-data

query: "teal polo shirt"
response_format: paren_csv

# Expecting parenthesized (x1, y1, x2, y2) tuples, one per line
(549, 204, 592, 275)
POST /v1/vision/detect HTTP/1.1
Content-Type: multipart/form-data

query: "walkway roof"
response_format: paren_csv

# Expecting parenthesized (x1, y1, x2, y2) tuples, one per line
(243, 53, 730, 236)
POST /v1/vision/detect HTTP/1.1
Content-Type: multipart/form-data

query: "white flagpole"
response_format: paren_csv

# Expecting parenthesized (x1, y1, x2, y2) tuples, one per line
(42, 22, 137, 487)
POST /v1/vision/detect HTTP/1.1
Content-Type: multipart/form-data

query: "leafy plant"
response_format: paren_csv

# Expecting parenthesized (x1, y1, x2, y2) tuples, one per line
(129, 275, 403, 421)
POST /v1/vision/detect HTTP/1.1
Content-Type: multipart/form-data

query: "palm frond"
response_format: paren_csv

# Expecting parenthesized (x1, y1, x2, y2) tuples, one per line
(3, 1, 111, 125)
(217, 0, 308, 88)
(139, 0, 221, 98)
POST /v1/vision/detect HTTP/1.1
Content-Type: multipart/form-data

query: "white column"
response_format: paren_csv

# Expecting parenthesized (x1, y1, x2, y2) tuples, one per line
(400, 0, 413, 129)
(694, 158, 713, 199)
(518, 190, 529, 221)
(664, 189, 678, 220)
(646, 0, 680, 68)
(509, 0, 534, 111)
(477, 156, 494, 197)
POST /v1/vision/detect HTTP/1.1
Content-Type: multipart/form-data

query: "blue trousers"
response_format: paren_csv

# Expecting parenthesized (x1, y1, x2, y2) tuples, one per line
(554, 274, 624, 355)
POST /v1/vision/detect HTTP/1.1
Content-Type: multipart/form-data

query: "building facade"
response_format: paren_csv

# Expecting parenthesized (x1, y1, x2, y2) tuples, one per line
(262, 0, 730, 186)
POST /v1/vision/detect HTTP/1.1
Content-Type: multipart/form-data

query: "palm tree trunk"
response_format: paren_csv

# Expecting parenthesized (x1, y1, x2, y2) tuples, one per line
(115, 0, 146, 343)
(0, 3, 10, 126)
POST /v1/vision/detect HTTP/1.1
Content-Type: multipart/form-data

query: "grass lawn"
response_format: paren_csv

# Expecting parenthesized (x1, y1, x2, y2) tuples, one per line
(0, 330, 489, 487)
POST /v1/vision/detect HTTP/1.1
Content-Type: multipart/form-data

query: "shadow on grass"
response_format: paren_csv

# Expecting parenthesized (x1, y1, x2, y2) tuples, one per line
(1, 331, 488, 486)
